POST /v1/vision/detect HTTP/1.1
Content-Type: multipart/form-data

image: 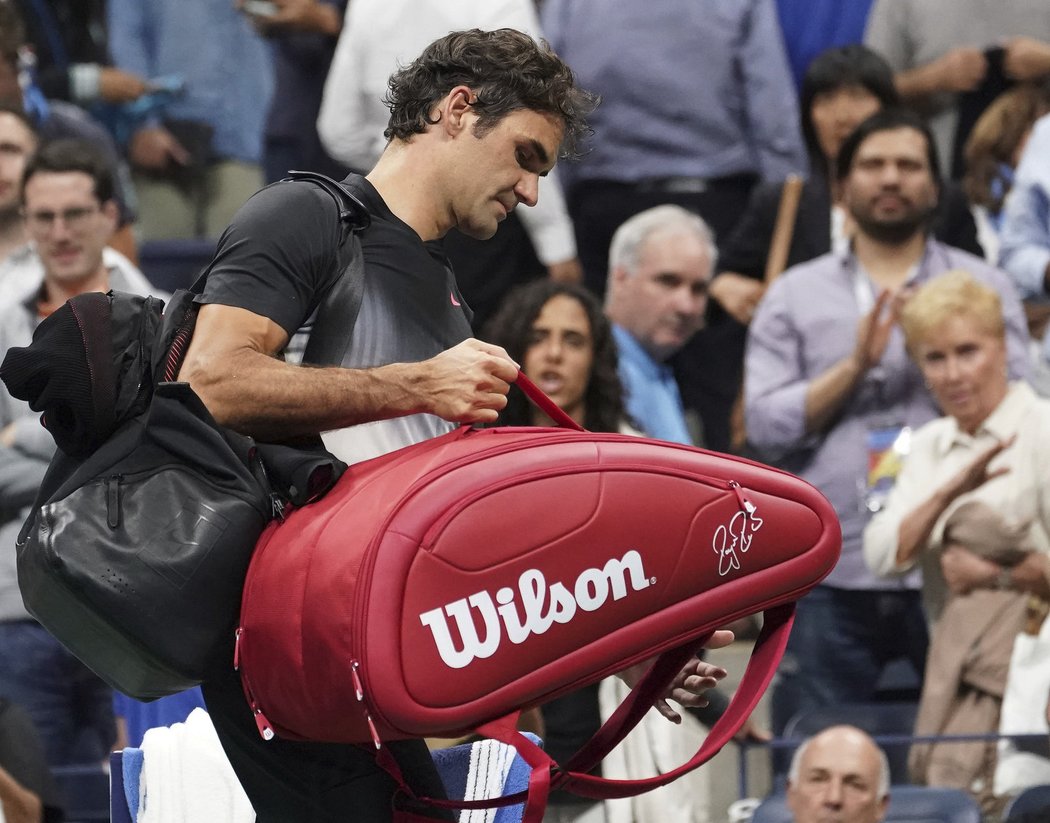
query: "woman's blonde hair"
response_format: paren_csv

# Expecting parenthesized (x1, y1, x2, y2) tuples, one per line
(964, 84, 1050, 211)
(899, 270, 1004, 356)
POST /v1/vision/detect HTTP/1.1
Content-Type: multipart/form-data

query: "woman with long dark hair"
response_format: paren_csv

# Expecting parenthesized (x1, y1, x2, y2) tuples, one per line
(484, 279, 627, 434)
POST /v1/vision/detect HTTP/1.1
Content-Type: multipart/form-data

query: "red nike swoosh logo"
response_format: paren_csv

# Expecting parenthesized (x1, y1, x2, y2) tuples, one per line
(450, 291, 461, 307)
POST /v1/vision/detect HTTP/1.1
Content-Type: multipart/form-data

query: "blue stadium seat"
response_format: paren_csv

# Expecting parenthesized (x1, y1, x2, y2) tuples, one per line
(51, 763, 110, 823)
(137, 238, 216, 293)
(1003, 783, 1050, 821)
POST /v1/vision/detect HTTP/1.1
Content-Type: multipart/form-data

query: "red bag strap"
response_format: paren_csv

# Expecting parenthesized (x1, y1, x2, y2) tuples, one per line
(554, 602, 794, 799)
(514, 371, 585, 432)
(382, 602, 794, 823)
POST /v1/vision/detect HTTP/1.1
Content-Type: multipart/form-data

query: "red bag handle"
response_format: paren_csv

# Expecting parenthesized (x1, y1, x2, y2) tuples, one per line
(385, 602, 795, 823)
(514, 371, 585, 432)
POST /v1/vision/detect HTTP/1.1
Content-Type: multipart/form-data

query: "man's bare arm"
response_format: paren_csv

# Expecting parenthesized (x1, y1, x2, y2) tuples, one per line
(177, 303, 519, 439)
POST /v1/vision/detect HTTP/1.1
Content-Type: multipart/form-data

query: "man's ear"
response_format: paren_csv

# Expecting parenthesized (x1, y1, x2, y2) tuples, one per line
(609, 265, 631, 294)
(101, 199, 119, 238)
(442, 85, 476, 137)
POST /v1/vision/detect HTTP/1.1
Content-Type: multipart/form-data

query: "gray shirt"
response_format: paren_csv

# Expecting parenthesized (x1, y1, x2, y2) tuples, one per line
(744, 239, 1030, 590)
(541, 0, 807, 190)
(865, 0, 1050, 177)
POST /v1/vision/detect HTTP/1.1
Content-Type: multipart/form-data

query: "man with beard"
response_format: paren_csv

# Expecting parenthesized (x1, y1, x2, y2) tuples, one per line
(743, 108, 1031, 740)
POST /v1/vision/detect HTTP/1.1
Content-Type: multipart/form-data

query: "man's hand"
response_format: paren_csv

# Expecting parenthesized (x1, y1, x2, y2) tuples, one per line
(851, 289, 903, 374)
(1009, 551, 1050, 598)
(931, 47, 988, 93)
(734, 713, 772, 744)
(129, 126, 191, 171)
(415, 339, 519, 424)
(1003, 37, 1050, 82)
(238, 0, 342, 36)
(617, 629, 734, 723)
(940, 543, 1000, 595)
(709, 272, 765, 325)
(98, 67, 149, 103)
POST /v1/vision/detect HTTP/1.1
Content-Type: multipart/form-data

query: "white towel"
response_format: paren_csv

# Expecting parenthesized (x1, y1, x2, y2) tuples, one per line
(460, 738, 517, 823)
(139, 707, 255, 823)
(598, 678, 711, 823)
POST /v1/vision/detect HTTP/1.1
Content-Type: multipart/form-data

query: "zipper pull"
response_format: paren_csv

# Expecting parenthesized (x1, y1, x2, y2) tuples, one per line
(233, 627, 242, 671)
(106, 475, 123, 529)
(252, 704, 275, 741)
(270, 493, 286, 522)
(727, 480, 756, 516)
(351, 660, 382, 749)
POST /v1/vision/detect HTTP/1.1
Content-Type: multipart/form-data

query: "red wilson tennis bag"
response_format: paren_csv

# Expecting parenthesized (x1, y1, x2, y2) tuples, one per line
(235, 373, 840, 815)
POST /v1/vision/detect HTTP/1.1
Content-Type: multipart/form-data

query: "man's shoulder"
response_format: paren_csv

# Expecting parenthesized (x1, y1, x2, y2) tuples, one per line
(933, 241, 1009, 282)
(103, 247, 169, 300)
(773, 252, 842, 292)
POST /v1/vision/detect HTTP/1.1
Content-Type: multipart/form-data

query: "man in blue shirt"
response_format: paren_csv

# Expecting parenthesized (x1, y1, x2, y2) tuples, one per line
(542, 0, 806, 453)
(604, 205, 714, 445)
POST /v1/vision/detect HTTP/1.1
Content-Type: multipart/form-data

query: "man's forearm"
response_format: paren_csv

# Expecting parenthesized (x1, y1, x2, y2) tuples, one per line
(182, 347, 437, 439)
(893, 64, 944, 101)
(804, 356, 863, 435)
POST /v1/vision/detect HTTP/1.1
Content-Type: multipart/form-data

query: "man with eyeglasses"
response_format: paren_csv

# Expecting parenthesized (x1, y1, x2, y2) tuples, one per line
(0, 137, 162, 769)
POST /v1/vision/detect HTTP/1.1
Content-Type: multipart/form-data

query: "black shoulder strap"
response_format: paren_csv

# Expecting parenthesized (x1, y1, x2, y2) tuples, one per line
(285, 170, 370, 367)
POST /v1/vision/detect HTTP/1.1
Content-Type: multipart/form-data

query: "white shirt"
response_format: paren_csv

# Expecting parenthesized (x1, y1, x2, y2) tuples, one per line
(863, 381, 1050, 622)
(0, 244, 156, 307)
(316, 0, 577, 265)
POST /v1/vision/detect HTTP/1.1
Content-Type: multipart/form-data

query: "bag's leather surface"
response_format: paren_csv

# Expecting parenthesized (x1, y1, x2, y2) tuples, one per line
(237, 409, 841, 746)
(18, 381, 270, 698)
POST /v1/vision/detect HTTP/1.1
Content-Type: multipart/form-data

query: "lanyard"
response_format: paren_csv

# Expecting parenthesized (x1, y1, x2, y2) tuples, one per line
(844, 239, 949, 313)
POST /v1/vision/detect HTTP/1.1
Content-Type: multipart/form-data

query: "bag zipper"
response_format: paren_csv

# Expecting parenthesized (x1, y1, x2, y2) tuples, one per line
(234, 628, 275, 741)
(105, 474, 123, 529)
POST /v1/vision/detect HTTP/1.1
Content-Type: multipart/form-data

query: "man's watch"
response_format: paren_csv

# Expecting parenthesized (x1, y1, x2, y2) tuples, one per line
(997, 567, 1013, 590)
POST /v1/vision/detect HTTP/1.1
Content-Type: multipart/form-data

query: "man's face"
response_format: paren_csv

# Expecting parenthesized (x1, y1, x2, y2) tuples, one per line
(608, 229, 711, 361)
(841, 127, 939, 245)
(0, 111, 34, 220)
(786, 729, 888, 823)
(446, 107, 564, 241)
(23, 170, 116, 285)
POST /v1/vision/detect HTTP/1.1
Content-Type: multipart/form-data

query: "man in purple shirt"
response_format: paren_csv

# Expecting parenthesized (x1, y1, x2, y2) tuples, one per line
(744, 108, 1030, 747)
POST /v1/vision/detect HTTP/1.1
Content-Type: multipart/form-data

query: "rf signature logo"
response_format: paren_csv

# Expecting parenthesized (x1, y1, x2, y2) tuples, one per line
(713, 499, 763, 577)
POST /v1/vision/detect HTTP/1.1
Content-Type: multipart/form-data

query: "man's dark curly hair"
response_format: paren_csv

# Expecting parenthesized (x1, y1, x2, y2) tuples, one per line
(22, 138, 115, 204)
(483, 279, 625, 433)
(383, 28, 597, 159)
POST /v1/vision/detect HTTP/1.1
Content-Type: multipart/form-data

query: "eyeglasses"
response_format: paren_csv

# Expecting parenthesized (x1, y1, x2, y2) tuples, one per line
(23, 205, 100, 233)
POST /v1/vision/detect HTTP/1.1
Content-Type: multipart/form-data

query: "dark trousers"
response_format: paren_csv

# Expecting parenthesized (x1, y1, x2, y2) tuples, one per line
(770, 585, 929, 771)
(568, 176, 756, 452)
(202, 662, 453, 823)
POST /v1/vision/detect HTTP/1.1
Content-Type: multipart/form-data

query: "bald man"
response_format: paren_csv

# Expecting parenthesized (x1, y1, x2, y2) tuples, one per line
(786, 725, 890, 823)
